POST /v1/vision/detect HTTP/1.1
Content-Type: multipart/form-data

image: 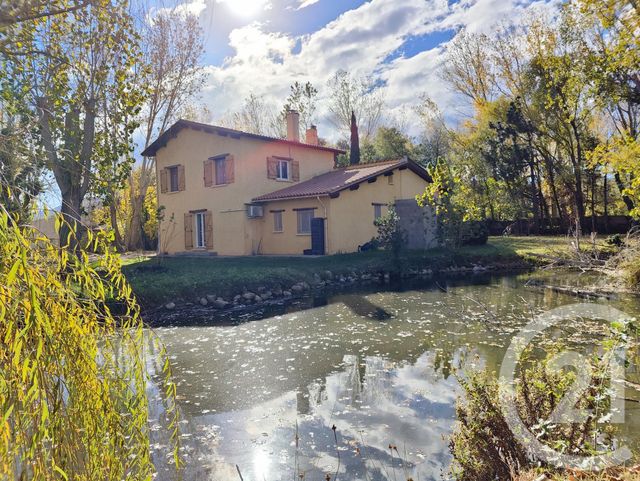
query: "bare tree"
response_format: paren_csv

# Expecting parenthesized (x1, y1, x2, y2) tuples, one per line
(327, 70, 385, 140)
(126, 7, 205, 251)
(221, 93, 286, 138)
(440, 30, 497, 104)
(283, 81, 318, 137)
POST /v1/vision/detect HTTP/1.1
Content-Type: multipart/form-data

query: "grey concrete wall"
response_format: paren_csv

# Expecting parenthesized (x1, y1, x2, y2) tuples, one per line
(395, 199, 439, 250)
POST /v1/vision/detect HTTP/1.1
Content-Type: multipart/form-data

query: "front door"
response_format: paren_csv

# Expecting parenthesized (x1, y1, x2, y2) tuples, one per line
(310, 217, 325, 255)
(194, 212, 206, 248)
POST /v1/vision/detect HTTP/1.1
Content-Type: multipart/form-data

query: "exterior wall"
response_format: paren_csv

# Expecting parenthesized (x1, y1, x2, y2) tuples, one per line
(255, 197, 328, 255)
(155, 127, 336, 255)
(325, 168, 429, 254)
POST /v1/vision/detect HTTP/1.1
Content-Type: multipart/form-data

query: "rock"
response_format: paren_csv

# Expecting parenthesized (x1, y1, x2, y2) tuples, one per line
(323, 270, 334, 281)
(199, 297, 208, 306)
(254, 295, 262, 303)
(233, 294, 242, 303)
(262, 291, 272, 300)
(300, 281, 310, 291)
(473, 265, 486, 273)
(291, 284, 304, 294)
(206, 294, 217, 303)
(164, 302, 176, 310)
(243, 292, 256, 301)
(316, 280, 326, 288)
(313, 273, 322, 283)
(338, 276, 346, 283)
(283, 290, 292, 297)
(212, 299, 229, 309)
(273, 286, 283, 296)
(257, 286, 266, 294)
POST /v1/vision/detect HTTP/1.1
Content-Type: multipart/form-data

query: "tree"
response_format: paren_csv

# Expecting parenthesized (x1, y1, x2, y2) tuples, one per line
(283, 81, 318, 138)
(327, 69, 385, 140)
(5, 0, 142, 251)
(0, 207, 180, 480)
(350, 110, 360, 165)
(372, 126, 413, 161)
(413, 95, 450, 167)
(222, 92, 285, 138)
(128, 8, 205, 251)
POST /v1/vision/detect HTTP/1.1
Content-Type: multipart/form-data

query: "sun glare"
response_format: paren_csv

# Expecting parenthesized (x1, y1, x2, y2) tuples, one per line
(225, 0, 267, 17)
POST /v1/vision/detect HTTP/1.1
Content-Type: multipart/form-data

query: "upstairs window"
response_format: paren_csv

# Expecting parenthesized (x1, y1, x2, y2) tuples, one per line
(276, 159, 290, 181)
(168, 166, 179, 192)
(215, 158, 226, 185)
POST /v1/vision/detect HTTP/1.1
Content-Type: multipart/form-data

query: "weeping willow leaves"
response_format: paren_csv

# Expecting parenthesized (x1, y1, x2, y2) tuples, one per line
(0, 204, 181, 480)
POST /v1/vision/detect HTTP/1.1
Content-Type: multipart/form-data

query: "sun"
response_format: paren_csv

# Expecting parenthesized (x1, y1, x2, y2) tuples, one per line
(225, 0, 268, 17)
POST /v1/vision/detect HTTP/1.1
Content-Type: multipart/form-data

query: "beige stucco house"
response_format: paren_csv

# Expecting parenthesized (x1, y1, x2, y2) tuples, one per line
(143, 113, 433, 256)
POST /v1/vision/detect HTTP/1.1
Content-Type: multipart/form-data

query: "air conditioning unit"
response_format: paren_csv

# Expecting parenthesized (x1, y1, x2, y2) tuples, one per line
(246, 204, 264, 218)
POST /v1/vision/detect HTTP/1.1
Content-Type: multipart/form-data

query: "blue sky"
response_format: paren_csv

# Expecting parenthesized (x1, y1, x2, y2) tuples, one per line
(160, 0, 559, 142)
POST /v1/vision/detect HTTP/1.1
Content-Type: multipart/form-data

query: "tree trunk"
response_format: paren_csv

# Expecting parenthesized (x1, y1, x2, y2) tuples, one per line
(59, 191, 83, 254)
(603, 173, 609, 234)
(109, 199, 125, 252)
(614, 172, 636, 213)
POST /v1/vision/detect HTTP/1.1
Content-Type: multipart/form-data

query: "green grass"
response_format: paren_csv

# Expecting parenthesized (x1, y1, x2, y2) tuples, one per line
(122, 236, 573, 307)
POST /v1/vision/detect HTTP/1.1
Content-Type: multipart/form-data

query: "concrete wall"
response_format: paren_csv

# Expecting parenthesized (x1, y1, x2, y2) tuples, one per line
(395, 199, 438, 250)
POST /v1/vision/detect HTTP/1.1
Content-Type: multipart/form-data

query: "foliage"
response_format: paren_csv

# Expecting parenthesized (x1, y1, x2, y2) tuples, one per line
(283, 81, 318, 137)
(418, 158, 485, 247)
(450, 349, 620, 480)
(374, 205, 407, 262)
(0, 205, 180, 480)
(4, 0, 143, 250)
(327, 69, 384, 141)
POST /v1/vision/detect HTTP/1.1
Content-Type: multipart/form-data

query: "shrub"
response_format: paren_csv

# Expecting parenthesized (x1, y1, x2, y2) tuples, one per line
(450, 350, 619, 481)
(460, 221, 489, 246)
(375, 205, 407, 266)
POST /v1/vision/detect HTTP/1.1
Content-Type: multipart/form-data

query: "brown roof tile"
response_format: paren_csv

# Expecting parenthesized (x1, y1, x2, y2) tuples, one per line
(142, 119, 345, 157)
(252, 158, 431, 202)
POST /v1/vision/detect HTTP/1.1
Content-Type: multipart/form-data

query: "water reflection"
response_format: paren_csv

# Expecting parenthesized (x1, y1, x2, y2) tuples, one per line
(146, 272, 640, 481)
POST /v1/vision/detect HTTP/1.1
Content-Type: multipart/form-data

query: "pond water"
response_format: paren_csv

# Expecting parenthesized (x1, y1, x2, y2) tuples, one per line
(146, 272, 640, 481)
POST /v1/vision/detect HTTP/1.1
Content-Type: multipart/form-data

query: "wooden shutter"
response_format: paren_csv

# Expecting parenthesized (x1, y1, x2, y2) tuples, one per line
(184, 212, 193, 250)
(178, 165, 186, 191)
(203, 159, 213, 187)
(267, 157, 277, 179)
(160, 168, 168, 193)
(225, 155, 235, 183)
(291, 160, 300, 182)
(205, 211, 213, 249)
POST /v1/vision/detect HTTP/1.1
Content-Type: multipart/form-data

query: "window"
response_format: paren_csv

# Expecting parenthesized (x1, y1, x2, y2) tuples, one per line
(195, 212, 206, 248)
(297, 209, 314, 235)
(215, 158, 226, 185)
(168, 166, 179, 192)
(276, 159, 290, 180)
(273, 211, 283, 232)
(373, 204, 384, 221)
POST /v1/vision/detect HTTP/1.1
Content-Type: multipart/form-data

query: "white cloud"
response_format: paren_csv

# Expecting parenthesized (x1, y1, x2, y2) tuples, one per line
(296, 0, 321, 9)
(192, 0, 559, 141)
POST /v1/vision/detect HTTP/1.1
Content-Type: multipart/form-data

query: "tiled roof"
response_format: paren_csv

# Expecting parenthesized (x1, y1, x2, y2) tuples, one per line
(141, 119, 346, 157)
(252, 158, 431, 202)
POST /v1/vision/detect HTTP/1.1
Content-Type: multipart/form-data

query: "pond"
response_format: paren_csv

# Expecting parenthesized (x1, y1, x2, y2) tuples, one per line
(146, 271, 640, 481)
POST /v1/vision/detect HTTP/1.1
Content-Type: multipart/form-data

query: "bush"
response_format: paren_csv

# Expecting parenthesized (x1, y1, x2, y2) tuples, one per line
(460, 221, 489, 246)
(375, 205, 407, 265)
(450, 350, 619, 481)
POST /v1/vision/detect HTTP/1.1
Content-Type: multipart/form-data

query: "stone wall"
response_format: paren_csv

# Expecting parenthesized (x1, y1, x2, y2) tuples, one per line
(394, 199, 439, 250)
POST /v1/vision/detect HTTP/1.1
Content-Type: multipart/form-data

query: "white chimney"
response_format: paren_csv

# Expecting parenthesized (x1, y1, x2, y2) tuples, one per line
(286, 110, 300, 142)
(305, 125, 319, 145)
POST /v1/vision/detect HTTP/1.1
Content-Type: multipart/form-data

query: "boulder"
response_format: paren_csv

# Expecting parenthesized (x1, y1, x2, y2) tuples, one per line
(283, 290, 292, 297)
(243, 292, 256, 301)
(291, 284, 304, 294)
(212, 299, 229, 309)
(322, 270, 334, 281)
(206, 294, 217, 303)
(164, 302, 176, 310)
(199, 297, 208, 306)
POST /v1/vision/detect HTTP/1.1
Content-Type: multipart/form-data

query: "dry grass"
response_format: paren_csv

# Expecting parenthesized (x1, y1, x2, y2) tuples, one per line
(517, 465, 640, 481)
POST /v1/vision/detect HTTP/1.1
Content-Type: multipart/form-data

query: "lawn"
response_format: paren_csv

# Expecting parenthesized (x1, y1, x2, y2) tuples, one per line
(122, 236, 572, 307)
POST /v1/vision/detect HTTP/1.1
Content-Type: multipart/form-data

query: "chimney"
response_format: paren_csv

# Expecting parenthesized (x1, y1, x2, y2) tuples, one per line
(286, 110, 300, 142)
(305, 125, 319, 145)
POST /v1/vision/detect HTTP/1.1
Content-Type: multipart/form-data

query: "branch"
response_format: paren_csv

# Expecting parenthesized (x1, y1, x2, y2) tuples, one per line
(0, 0, 92, 27)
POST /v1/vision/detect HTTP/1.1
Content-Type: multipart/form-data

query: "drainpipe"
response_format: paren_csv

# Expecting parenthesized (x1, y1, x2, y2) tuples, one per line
(317, 195, 329, 254)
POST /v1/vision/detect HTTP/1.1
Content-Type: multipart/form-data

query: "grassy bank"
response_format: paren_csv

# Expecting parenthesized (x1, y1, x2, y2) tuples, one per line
(122, 236, 571, 307)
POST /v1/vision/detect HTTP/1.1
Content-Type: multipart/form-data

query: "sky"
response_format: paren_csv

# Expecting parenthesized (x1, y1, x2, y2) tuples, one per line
(157, 0, 560, 141)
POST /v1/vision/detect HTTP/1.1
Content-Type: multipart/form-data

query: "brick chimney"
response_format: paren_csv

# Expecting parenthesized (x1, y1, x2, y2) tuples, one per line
(286, 110, 300, 142)
(305, 125, 319, 145)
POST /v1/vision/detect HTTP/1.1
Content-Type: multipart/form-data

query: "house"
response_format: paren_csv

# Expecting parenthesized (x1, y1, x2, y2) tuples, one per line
(143, 112, 435, 256)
